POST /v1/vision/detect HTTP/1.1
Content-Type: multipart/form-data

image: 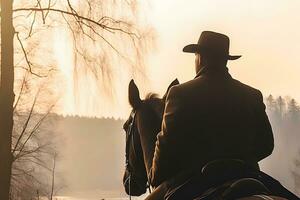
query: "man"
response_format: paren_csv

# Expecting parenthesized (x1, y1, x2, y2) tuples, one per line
(147, 31, 274, 199)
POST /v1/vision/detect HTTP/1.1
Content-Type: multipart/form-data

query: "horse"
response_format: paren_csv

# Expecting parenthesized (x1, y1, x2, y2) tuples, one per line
(123, 79, 298, 200)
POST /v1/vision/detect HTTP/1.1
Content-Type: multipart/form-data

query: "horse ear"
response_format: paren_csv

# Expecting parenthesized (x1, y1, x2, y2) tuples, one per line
(163, 78, 179, 100)
(128, 79, 142, 109)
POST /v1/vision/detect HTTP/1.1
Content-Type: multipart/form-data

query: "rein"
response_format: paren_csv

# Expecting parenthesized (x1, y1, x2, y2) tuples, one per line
(125, 110, 152, 199)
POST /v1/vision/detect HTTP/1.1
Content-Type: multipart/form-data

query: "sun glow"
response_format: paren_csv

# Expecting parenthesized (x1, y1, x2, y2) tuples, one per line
(53, 0, 300, 119)
(53, 26, 76, 116)
(52, 25, 132, 119)
(51, 0, 150, 119)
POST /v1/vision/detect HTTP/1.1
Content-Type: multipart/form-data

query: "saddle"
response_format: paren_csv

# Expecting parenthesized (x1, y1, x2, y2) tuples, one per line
(165, 159, 271, 200)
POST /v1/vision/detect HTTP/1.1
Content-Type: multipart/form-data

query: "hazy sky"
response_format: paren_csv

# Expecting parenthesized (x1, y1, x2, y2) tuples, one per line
(55, 0, 300, 118)
(147, 0, 300, 96)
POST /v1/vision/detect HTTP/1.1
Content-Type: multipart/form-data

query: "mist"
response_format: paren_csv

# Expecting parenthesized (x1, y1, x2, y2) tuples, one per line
(260, 95, 300, 195)
(49, 95, 300, 199)
(54, 116, 126, 199)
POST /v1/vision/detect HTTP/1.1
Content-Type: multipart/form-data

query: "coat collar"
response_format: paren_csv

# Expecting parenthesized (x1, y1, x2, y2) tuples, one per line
(194, 66, 232, 79)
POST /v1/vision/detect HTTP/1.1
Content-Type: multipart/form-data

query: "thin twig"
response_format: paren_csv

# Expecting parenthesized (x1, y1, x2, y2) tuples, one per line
(13, 7, 140, 38)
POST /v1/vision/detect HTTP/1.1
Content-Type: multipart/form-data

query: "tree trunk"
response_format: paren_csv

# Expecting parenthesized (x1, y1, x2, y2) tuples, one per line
(50, 153, 57, 200)
(0, 0, 15, 200)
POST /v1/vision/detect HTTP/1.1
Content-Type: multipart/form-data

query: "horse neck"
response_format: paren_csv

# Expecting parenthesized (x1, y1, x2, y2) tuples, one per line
(137, 103, 163, 175)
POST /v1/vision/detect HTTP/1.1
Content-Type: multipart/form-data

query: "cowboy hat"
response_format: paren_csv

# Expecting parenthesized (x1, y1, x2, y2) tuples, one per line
(183, 31, 241, 60)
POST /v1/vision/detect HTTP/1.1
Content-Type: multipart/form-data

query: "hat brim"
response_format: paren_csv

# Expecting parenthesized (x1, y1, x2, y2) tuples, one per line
(183, 44, 241, 60)
(183, 44, 201, 53)
(227, 55, 242, 60)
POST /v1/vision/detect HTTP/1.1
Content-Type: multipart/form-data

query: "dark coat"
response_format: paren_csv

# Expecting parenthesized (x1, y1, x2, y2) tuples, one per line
(149, 66, 274, 187)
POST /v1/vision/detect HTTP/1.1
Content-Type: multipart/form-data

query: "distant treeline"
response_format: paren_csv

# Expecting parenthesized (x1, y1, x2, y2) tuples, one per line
(266, 95, 300, 127)
(265, 95, 300, 195)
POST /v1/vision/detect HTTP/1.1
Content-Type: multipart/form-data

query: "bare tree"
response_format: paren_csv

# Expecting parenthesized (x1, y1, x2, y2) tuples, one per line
(9, 71, 60, 199)
(49, 152, 57, 200)
(9, 25, 61, 198)
(13, 0, 153, 94)
(0, 1, 15, 199)
(10, 102, 57, 199)
(1, 0, 153, 199)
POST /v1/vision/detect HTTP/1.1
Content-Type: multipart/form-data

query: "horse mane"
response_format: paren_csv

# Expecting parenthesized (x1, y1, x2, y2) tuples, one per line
(145, 93, 159, 101)
(144, 93, 161, 107)
(144, 93, 164, 119)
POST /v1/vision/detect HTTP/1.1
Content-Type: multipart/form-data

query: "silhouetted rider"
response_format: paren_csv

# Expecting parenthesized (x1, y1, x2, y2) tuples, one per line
(147, 31, 274, 199)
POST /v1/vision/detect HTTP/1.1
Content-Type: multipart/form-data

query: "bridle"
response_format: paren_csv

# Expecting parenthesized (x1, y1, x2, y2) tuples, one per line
(124, 110, 152, 199)
(125, 110, 137, 174)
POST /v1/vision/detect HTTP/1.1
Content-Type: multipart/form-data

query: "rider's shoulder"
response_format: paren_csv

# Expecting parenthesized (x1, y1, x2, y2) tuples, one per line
(231, 78, 263, 98)
(167, 78, 201, 97)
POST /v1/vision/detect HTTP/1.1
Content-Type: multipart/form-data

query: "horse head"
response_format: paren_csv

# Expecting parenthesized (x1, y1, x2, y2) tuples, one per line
(122, 79, 179, 196)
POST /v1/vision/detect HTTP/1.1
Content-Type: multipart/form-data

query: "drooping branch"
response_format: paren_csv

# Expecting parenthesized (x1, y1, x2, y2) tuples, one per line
(12, 91, 39, 154)
(13, 7, 141, 39)
(13, 72, 28, 112)
(16, 32, 47, 78)
(16, 105, 54, 156)
(14, 1, 150, 87)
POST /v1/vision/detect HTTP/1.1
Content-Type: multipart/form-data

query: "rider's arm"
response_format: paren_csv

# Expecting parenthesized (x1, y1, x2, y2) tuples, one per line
(252, 91, 274, 162)
(149, 86, 184, 187)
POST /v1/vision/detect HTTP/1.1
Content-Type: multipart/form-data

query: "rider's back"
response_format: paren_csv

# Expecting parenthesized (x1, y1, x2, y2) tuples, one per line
(150, 66, 274, 187)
